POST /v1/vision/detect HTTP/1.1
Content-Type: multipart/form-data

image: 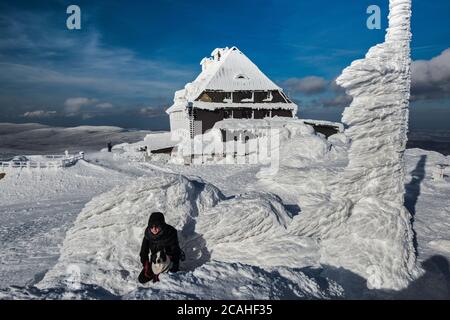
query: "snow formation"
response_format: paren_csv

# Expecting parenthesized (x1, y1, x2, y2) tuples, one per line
(36, 172, 344, 298)
(2, 143, 449, 298)
(289, 0, 421, 289)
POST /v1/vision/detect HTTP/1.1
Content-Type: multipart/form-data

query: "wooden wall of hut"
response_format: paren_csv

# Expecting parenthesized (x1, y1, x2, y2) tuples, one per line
(195, 108, 294, 134)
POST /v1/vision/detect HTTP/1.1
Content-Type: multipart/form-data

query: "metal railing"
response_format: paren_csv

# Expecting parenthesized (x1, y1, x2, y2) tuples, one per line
(0, 152, 84, 169)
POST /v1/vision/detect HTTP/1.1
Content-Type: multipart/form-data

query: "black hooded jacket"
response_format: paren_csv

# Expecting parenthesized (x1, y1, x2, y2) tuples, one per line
(139, 212, 181, 265)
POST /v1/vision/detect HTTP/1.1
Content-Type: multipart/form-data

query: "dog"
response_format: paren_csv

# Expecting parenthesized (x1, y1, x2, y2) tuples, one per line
(151, 250, 173, 275)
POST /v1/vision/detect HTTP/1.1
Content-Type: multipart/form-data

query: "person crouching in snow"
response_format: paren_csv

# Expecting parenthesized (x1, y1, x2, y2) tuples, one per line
(138, 212, 182, 283)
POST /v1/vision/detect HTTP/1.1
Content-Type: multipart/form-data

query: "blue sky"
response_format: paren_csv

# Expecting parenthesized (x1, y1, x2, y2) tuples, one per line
(0, 0, 449, 130)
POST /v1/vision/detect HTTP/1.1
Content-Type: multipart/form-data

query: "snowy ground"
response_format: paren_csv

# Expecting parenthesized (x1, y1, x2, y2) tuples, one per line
(0, 118, 449, 299)
(1, 132, 449, 299)
(0, 155, 129, 289)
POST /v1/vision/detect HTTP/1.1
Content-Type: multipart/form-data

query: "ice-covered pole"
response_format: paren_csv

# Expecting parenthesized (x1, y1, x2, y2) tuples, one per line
(288, 0, 422, 290)
(281, 0, 420, 290)
(323, 0, 420, 289)
(336, 0, 412, 204)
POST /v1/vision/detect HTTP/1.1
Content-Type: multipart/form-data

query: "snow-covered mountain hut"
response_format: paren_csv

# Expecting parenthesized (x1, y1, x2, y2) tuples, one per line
(166, 47, 298, 138)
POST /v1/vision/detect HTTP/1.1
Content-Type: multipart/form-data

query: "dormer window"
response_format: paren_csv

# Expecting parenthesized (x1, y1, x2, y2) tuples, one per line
(234, 74, 249, 80)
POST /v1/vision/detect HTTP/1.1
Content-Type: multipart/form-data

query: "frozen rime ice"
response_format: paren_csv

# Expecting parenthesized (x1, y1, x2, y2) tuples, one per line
(291, 0, 421, 289)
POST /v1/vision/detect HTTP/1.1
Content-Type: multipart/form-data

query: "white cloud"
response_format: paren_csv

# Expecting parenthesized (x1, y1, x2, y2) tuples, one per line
(96, 102, 113, 109)
(22, 110, 57, 118)
(320, 95, 353, 108)
(64, 97, 97, 114)
(411, 48, 450, 101)
(0, 10, 193, 118)
(283, 76, 329, 95)
(139, 107, 165, 117)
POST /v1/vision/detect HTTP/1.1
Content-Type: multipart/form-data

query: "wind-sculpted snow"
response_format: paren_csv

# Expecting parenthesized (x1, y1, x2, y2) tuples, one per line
(196, 192, 320, 268)
(127, 261, 345, 300)
(256, 119, 349, 226)
(37, 172, 332, 297)
(37, 173, 221, 295)
(290, 0, 421, 290)
(3, 261, 344, 299)
(2, 146, 449, 299)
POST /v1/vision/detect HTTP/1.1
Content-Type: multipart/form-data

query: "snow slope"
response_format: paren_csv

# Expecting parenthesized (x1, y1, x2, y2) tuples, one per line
(0, 149, 172, 289)
(1, 135, 449, 299)
(0, 157, 129, 288)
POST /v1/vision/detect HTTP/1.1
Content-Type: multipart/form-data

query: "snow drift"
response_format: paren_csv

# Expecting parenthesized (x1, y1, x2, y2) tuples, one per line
(255, 119, 349, 221)
(37, 172, 332, 297)
(37, 173, 223, 294)
(3, 146, 449, 299)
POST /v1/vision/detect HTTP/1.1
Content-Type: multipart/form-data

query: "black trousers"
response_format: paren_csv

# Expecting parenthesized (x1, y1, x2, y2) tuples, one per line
(138, 268, 155, 284)
(137, 259, 180, 284)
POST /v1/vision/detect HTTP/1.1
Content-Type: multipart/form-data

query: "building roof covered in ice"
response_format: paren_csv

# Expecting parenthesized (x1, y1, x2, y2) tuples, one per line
(166, 47, 297, 114)
(195, 47, 281, 93)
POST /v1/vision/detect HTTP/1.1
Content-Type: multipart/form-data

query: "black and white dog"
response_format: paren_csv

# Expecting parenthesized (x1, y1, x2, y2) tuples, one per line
(151, 249, 173, 275)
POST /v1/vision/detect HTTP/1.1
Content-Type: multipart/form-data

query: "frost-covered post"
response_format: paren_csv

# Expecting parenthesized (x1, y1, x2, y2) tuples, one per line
(336, 1, 412, 204)
(324, 0, 420, 289)
(292, 0, 421, 290)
